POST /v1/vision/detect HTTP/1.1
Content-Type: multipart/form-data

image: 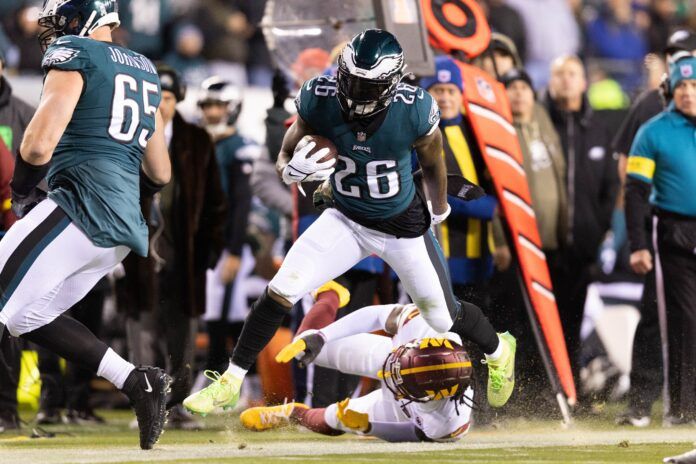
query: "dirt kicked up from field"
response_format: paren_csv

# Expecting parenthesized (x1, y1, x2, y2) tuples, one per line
(1, 412, 694, 463)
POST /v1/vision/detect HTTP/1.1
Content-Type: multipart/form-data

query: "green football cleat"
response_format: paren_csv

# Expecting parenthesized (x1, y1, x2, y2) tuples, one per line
(483, 332, 517, 408)
(183, 370, 242, 416)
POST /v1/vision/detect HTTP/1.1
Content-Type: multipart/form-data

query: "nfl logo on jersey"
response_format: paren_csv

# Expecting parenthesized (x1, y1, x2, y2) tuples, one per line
(357, 131, 367, 142)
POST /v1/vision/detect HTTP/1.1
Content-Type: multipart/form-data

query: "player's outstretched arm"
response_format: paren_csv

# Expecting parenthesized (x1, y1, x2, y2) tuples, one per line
(414, 128, 449, 219)
(20, 69, 82, 165)
(275, 115, 313, 176)
(142, 109, 171, 186)
(276, 304, 400, 365)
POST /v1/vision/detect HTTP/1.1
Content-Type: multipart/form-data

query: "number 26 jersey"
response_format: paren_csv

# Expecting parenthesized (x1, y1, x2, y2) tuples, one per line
(295, 75, 439, 224)
(41, 36, 161, 256)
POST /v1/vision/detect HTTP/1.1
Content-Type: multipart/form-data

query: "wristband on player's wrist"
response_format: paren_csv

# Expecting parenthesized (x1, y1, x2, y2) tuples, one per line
(140, 170, 166, 196)
(11, 152, 50, 196)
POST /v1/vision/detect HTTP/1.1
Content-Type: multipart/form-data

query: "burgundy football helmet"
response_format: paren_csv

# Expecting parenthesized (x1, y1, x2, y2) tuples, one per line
(381, 338, 473, 403)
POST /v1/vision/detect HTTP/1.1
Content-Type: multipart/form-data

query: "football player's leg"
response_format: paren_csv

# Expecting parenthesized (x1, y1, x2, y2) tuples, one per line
(313, 333, 392, 379)
(14, 239, 170, 449)
(379, 229, 456, 333)
(185, 209, 367, 415)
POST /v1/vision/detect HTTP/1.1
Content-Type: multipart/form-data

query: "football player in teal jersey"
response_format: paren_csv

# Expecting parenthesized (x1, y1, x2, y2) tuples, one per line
(185, 30, 516, 415)
(0, 0, 171, 449)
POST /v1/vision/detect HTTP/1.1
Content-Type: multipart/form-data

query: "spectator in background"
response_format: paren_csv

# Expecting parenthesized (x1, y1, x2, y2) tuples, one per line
(541, 55, 619, 393)
(163, 24, 210, 87)
(117, 0, 172, 60)
(474, 33, 522, 79)
(475, 0, 527, 63)
(0, 49, 33, 153)
(492, 68, 568, 416)
(505, 0, 581, 87)
(0, 49, 29, 432)
(613, 30, 696, 428)
(119, 66, 226, 429)
(2, 2, 43, 73)
(625, 56, 696, 426)
(252, 71, 293, 218)
(647, 0, 679, 54)
(584, 0, 648, 93)
(194, 0, 251, 86)
(236, 0, 272, 87)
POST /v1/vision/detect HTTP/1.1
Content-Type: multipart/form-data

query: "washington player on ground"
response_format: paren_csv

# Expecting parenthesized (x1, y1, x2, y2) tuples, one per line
(184, 29, 516, 416)
(0, 0, 171, 449)
(240, 288, 475, 442)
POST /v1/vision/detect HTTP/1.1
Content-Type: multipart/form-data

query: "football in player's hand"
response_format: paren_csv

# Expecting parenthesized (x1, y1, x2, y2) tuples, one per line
(295, 135, 338, 164)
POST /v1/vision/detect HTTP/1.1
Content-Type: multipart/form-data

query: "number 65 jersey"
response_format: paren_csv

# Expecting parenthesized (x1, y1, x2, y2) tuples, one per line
(295, 75, 439, 237)
(41, 36, 161, 257)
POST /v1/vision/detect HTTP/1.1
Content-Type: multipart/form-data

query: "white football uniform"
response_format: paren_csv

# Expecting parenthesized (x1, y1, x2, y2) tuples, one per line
(311, 303, 473, 442)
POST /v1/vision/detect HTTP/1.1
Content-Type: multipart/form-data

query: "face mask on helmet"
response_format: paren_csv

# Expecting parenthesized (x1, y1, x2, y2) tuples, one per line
(198, 77, 242, 135)
(336, 29, 405, 120)
(38, 0, 120, 52)
(380, 338, 473, 403)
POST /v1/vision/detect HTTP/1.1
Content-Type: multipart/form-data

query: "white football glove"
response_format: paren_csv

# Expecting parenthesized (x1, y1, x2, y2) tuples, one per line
(428, 201, 452, 225)
(282, 141, 336, 185)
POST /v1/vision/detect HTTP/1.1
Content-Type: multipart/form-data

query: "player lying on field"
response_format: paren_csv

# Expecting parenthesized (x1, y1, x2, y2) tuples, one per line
(240, 282, 477, 442)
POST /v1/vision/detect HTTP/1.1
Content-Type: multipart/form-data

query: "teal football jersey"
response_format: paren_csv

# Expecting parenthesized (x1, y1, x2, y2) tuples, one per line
(42, 36, 161, 256)
(295, 75, 439, 222)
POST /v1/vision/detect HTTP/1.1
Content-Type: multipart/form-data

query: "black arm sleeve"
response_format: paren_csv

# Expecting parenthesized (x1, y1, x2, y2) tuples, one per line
(625, 176, 652, 252)
(225, 161, 252, 256)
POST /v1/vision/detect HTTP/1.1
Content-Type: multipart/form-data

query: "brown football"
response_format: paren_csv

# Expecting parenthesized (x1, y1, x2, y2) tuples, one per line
(295, 135, 339, 163)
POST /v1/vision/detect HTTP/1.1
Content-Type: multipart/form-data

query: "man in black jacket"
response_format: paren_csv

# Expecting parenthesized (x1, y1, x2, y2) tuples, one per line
(120, 66, 226, 429)
(541, 54, 620, 388)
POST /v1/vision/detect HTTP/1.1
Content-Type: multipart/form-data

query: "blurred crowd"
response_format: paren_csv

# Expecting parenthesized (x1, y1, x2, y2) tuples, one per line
(0, 0, 695, 433)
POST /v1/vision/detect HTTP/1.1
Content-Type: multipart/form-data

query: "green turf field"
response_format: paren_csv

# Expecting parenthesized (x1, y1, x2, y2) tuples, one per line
(0, 408, 693, 463)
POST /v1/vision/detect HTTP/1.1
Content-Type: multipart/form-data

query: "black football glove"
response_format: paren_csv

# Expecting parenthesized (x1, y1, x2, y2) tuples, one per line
(11, 186, 47, 219)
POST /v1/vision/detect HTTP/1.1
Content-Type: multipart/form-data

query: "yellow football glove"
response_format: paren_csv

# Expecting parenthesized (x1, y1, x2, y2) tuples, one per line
(336, 398, 369, 432)
(275, 332, 326, 367)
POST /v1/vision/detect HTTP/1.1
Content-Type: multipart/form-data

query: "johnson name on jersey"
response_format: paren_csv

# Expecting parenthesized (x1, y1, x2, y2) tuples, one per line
(295, 75, 439, 222)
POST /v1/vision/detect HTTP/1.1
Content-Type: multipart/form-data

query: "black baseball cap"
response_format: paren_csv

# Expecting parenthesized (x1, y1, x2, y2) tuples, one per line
(157, 64, 186, 102)
(665, 30, 696, 55)
(500, 68, 534, 90)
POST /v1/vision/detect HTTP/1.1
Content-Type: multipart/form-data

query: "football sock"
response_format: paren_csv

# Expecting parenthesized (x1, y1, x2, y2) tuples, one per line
(231, 288, 290, 370)
(486, 338, 504, 361)
(21, 313, 110, 372)
(226, 362, 248, 379)
(449, 300, 500, 355)
(98, 348, 136, 389)
(292, 407, 344, 436)
(297, 290, 340, 334)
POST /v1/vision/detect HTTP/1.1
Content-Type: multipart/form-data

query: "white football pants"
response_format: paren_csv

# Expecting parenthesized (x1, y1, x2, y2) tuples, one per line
(0, 199, 129, 336)
(269, 208, 454, 332)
